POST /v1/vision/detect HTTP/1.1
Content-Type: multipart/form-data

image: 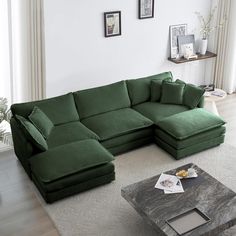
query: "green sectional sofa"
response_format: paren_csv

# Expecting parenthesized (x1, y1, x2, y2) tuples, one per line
(10, 71, 226, 202)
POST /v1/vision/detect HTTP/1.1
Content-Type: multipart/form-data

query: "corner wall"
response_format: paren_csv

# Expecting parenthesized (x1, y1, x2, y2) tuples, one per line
(44, 0, 212, 97)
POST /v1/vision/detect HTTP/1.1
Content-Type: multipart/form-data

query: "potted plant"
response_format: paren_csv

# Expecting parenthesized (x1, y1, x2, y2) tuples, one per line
(0, 97, 11, 144)
(195, 6, 226, 55)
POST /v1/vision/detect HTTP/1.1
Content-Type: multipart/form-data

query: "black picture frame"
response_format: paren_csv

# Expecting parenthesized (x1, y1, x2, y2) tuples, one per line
(104, 11, 121, 37)
(139, 0, 154, 19)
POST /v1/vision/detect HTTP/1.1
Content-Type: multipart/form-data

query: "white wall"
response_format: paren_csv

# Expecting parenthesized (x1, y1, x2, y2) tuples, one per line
(44, 0, 212, 98)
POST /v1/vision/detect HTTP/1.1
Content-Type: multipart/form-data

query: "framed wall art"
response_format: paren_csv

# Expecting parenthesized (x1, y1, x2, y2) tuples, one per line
(104, 11, 121, 37)
(139, 0, 154, 19)
(169, 24, 187, 58)
(177, 34, 196, 57)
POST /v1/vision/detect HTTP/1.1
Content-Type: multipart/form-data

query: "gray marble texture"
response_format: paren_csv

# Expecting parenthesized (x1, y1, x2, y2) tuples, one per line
(121, 163, 236, 236)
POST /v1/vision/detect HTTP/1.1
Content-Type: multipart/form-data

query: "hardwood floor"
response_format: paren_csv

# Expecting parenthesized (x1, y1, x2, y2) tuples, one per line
(0, 94, 235, 236)
(0, 151, 59, 236)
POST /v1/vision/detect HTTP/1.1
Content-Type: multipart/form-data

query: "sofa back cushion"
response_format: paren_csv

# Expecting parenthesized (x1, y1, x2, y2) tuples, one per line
(126, 71, 173, 106)
(11, 93, 79, 125)
(73, 81, 130, 120)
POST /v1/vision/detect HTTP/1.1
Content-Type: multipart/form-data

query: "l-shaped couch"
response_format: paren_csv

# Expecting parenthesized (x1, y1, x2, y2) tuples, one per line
(10, 72, 226, 202)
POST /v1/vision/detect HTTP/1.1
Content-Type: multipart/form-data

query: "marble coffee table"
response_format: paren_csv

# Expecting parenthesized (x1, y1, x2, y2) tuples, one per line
(121, 163, 236, 236)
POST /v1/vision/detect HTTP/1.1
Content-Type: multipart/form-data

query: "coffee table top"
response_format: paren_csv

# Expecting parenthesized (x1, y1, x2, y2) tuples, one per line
(121, 163, 236, 236)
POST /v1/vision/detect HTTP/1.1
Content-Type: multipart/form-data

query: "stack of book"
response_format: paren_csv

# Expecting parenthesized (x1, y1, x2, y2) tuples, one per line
(155, 173, 184, 194)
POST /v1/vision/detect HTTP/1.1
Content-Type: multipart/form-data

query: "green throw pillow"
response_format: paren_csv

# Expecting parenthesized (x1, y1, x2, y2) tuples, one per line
(183, 84, 205, 109)
(176, 79, 205, 108)
(150, 77, 172, 102)
(160, 81, 185, 105)
(175, 79, 185, 85)
(15, 115, 48, 151)
(29, 106, 54, 139)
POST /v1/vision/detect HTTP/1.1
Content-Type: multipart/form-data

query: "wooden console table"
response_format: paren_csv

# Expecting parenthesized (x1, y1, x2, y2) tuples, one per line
(168, 51, 217, 64)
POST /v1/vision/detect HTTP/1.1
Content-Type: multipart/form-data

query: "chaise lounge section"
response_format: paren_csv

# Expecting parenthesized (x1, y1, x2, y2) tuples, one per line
(10, 71, 226, 202)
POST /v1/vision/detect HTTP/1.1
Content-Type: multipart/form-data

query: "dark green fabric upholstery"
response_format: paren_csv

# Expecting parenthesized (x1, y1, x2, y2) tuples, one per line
(15, 115, 48, 151)
(106, 137, 153, 155)
(11, 93, 79, 125)
(155, 135, 225, 160)
(157, 108, 226, 140)
(30, 140, 114, 183)
(47, 121, 99, 149)
(32, 170, 115, 203)
(29, 106, 54, 139)
(155, 126, 226, 149)
(176, 79, 205, 108)
(73, 81, 130, 120)
(150, 77, 172, 102)
(10, 118, 34, 176)
(198, 96, 205, 108)
(133, 102, 189, 124)
(184, 84, 205, 108)
(82, 108, 153, 141)
(10, 71, 226, 202)
(160, 81, 185, 105)
(33, 162, 114, 193)
(126, 72, 173, 106)
(101, 128, 153, 149)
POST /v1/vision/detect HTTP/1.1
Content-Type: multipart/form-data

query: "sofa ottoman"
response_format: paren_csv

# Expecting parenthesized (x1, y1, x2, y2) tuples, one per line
(155, 108, 226, 159)
(30, 139, 115, 203)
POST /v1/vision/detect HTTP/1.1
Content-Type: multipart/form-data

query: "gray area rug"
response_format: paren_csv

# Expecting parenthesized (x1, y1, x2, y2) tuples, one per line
(34, 143, 236, 236)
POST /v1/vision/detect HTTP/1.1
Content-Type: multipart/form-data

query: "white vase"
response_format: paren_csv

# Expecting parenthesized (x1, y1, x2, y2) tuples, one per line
(199, 39, 208, 55)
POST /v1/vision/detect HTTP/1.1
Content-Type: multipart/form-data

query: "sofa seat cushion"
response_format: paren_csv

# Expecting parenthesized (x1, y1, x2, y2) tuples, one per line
(82, 108, 153, 141)
(32, 162, 114, 193)
(47, 121, 99, 149)
(155, 126, 226, 149)
(30, 140, 114, 183)
(133, 102, 189, 124)
(157, 108, 226, 140)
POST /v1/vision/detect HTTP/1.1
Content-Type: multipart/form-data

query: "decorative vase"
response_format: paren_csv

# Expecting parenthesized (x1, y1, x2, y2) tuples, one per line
(199, 39, 208, 55)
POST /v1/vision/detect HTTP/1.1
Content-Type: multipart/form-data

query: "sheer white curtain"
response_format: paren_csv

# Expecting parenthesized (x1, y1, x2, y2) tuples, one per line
(0, 0, 12, 104)
(10, 0, 46, 103)
(0, 0, 45, 149)
(213, 0, 236, 94)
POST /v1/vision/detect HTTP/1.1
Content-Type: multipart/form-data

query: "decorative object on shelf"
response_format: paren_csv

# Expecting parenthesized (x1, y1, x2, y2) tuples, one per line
(199, 39, 208, 55)
(182, 44, 198, 60)
(0, 97, 11, 144)
(177, 34, 196, 57)
(104, 11, 121, 37)
(195, 6, 227, 55)
(138, 0, 154, 19)
(169, 24, 187, 59)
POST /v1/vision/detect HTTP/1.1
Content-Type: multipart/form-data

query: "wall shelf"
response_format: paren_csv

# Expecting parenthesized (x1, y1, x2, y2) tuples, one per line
(168, 51, 217, 64)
